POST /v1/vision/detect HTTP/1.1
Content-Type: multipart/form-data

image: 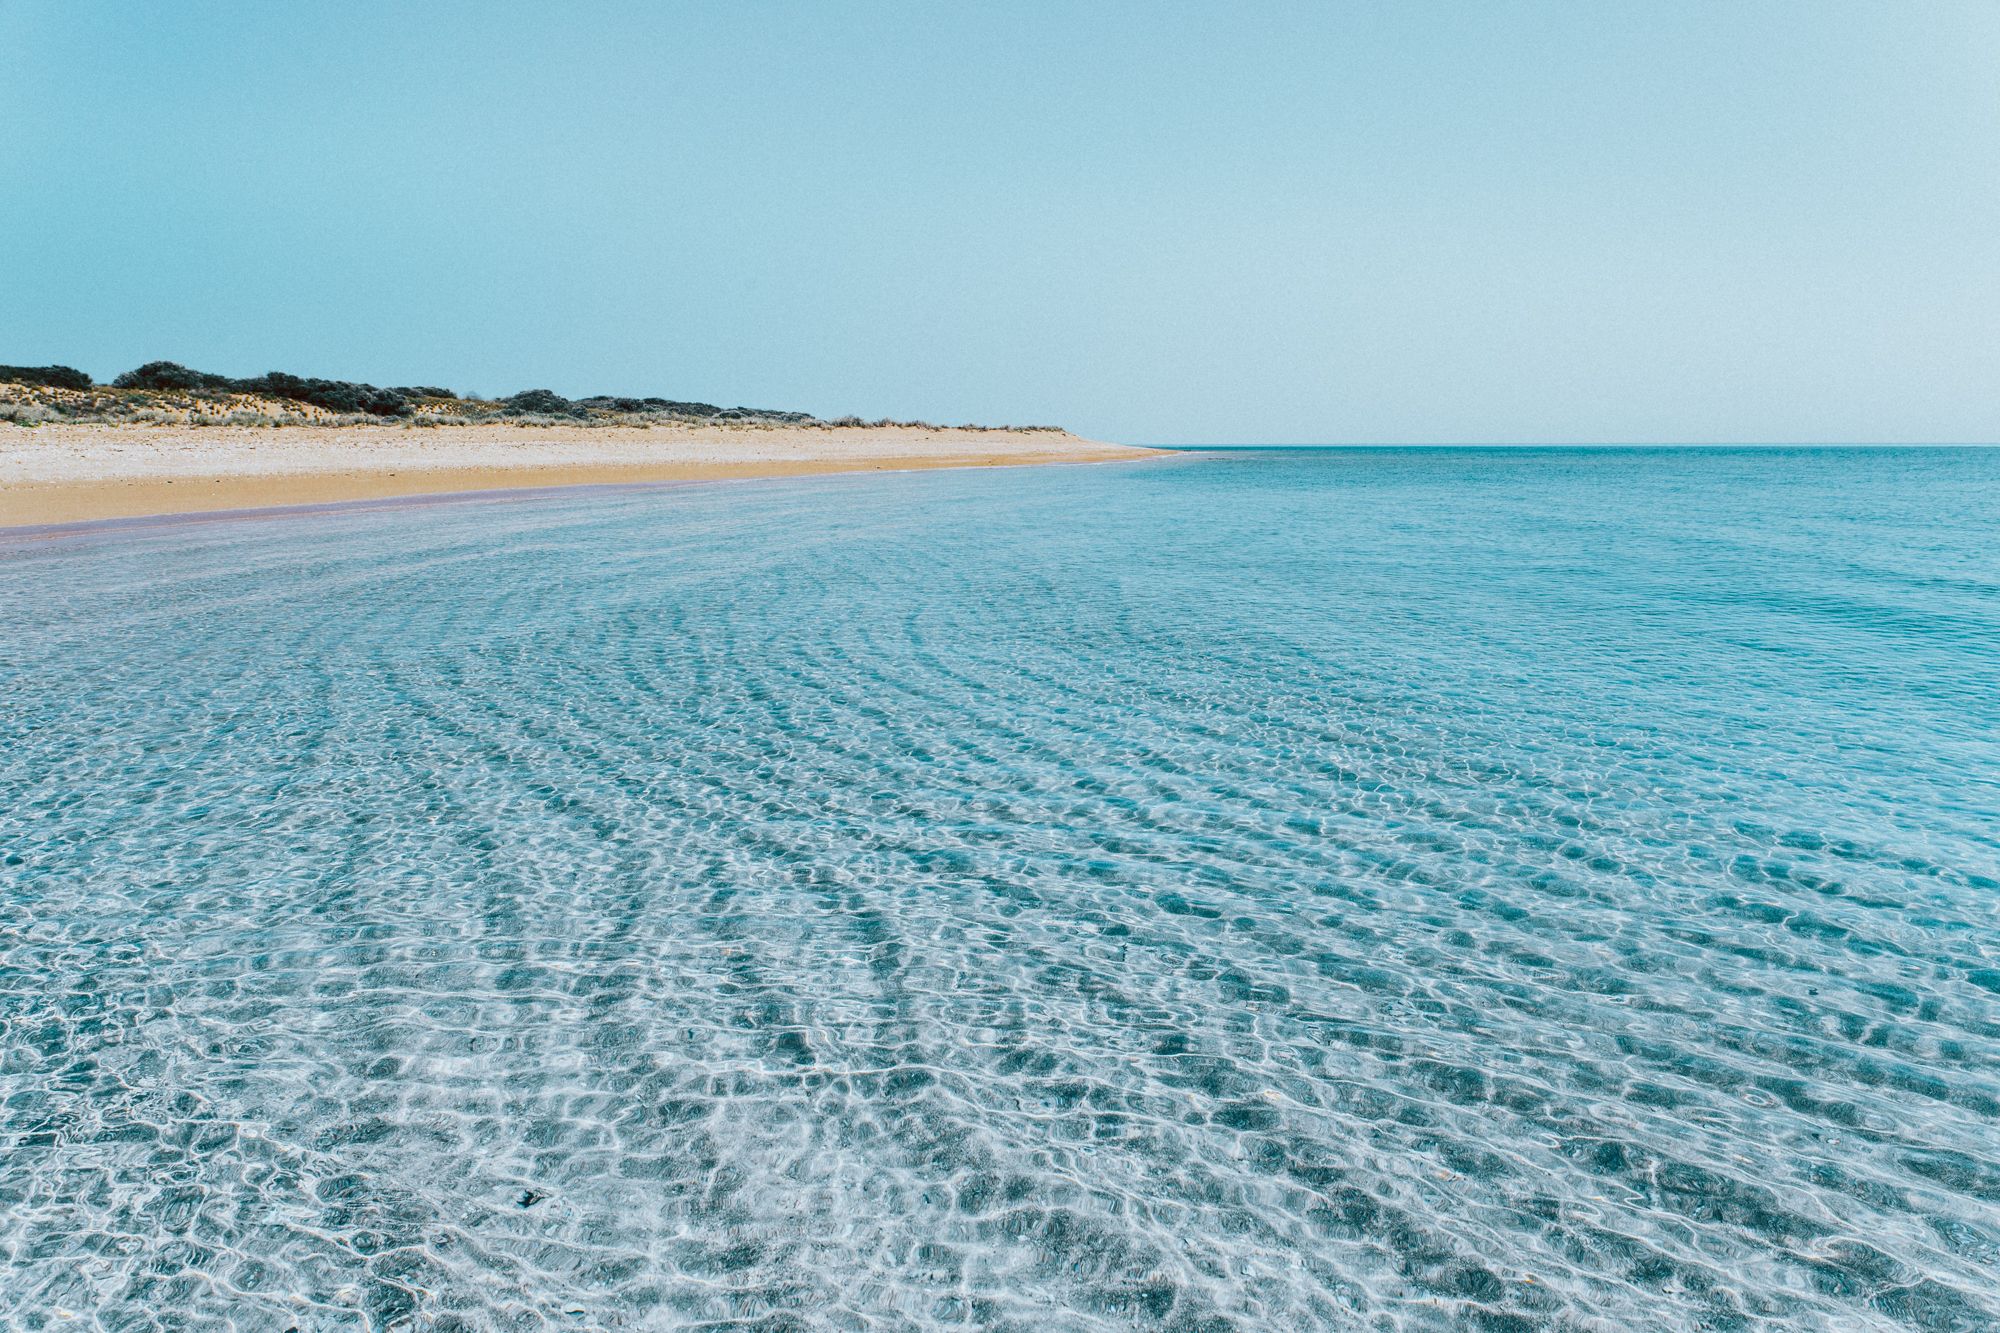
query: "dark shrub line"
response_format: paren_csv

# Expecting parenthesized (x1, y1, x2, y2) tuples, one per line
(111, 362, 425, 417)
(4, 360, 1064, 430)
(0, 364, 93, 390)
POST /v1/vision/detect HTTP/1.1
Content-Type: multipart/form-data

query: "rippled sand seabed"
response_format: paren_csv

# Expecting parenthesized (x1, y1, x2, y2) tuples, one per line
(1, 448, 1997, 1330)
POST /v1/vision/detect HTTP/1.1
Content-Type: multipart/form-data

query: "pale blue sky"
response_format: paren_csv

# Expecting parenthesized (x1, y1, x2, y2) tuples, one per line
(3, 1, 1996, 444)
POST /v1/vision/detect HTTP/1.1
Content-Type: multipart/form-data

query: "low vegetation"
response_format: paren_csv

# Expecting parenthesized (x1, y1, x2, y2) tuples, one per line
(0, 361, 1065, 432)
(0, 364, 93, 390)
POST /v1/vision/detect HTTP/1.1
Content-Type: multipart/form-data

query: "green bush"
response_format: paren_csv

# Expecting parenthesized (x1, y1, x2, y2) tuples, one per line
(110, 362, 411, 416)
(242, 372, 410, 417)
(113, 361, 233, 391)
(503, 389, 578, 416)
(0, 364, 93, 390)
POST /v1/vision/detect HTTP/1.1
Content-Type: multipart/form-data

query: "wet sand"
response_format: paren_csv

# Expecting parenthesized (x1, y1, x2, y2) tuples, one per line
(0, 423, 1161, 527)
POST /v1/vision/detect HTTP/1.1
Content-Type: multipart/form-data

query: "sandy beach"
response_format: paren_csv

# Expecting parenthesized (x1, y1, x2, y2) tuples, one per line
(0, 422, 1162, 527)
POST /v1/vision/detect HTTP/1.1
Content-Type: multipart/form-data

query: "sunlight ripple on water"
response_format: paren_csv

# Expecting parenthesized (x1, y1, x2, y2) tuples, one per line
(2, 448, 1998, 1330)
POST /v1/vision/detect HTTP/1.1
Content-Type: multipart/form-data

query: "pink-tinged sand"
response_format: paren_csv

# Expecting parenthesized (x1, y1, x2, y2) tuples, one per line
(0, 422, 1163, 528)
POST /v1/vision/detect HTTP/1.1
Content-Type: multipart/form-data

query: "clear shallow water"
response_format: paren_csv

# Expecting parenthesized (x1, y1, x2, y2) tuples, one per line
(2, 448, 1998, 1332)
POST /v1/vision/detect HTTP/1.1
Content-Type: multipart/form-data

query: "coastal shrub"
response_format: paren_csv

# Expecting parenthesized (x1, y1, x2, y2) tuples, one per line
(241, 372, 410, 417)
(575, 396, 727, 419)
(0, 364, 92, 390)
(654, 398, 723, 417)
(0, 402, 56, 424)
(49, 360, 1018, 432)
(110, 362, 413, 416)
(503, 389, 577, 416)
(114, 361, 235, 392)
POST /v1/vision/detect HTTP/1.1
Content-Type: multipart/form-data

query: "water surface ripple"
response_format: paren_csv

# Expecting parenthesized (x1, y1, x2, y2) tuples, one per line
(3, 448, 1998, 1331)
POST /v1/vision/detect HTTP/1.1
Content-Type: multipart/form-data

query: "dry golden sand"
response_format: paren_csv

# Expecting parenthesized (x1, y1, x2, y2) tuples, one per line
(0, 423, 1164, 528)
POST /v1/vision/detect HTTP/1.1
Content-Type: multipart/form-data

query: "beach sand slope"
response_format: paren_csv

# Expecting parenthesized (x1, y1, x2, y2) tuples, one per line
(0, 423, 1163, 527)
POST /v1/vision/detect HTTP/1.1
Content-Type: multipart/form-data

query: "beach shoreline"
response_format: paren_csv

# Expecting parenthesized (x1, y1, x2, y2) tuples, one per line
(0, 422, 1163, 528)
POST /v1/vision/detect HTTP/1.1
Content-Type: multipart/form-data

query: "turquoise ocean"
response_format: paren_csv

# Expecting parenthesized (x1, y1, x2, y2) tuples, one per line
(3, 447, 1997, 1330)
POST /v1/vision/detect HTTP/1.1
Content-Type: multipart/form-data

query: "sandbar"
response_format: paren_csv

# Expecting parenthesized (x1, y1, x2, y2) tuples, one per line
(0, 423, 1163, 528)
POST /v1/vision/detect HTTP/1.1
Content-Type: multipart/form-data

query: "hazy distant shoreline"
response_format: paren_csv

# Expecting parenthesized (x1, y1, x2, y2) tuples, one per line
(0, 421, 1160, 528)
(0, 360, 1073, 431)
(0, 362, 1156, 527)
